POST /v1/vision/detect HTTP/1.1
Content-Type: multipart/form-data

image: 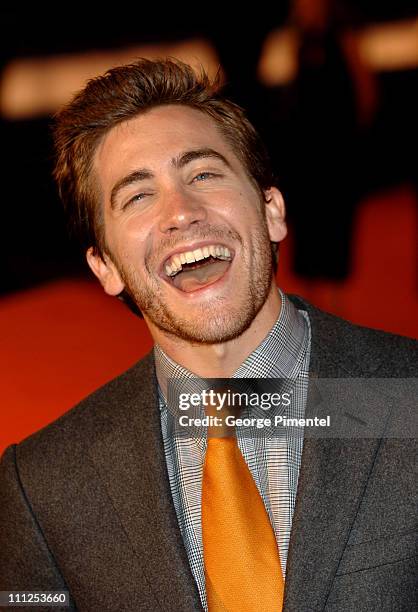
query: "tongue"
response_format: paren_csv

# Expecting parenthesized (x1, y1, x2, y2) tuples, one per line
(172, 259, 230, 292)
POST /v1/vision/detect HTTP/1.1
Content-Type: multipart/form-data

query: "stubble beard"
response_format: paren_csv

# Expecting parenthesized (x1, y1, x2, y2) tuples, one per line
(113, 222, 275, 345)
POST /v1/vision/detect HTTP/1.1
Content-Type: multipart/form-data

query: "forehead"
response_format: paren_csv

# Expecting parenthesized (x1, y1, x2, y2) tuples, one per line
(93, 105, 240, 184)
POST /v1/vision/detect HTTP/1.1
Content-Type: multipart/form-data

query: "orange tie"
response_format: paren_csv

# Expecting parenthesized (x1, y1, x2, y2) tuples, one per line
(202, 429, 285, 611)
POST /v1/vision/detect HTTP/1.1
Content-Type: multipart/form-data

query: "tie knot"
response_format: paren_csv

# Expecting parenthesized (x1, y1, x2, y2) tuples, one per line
(205, 385, 241, 439)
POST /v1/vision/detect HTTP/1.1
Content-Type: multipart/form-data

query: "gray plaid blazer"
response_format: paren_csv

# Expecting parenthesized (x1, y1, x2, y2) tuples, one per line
(1, 295, 417, 611)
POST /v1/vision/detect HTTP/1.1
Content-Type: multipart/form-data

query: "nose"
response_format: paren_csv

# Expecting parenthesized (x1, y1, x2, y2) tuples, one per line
(158, 186, 207, 234)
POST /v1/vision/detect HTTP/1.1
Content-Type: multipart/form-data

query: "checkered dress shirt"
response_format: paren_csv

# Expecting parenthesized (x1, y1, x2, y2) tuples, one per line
(154, 290, 311, 611)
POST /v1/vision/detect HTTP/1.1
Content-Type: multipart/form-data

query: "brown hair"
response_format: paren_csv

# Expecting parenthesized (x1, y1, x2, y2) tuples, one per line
(52, 57, 276, 259)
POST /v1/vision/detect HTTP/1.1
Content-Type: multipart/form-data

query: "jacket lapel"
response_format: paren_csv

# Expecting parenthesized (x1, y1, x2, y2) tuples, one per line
(284, 296, 387, 611)
(88, 351, 203, 611)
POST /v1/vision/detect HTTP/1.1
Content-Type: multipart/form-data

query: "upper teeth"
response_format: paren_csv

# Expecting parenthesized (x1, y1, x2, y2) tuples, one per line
(164, 245, 232, 277)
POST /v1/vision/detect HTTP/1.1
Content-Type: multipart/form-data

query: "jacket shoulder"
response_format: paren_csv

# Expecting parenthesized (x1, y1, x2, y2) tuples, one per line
(288, 293, 418, 376)
(8, 350, 156, 461)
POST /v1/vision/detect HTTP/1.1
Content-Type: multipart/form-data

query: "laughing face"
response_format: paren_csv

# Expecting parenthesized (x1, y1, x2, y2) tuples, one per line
(87, 105, 287, 344)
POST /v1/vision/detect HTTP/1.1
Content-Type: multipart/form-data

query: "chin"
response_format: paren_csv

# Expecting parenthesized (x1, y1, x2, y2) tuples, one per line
(157, 303, 258, 345)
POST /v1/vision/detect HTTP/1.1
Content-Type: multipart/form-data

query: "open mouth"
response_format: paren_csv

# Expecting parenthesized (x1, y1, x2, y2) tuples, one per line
(162, 244, 234, 293)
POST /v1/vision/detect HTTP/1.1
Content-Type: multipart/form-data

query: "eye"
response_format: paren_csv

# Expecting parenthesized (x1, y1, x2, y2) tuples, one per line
(193, 171, 219, 182)
(123, 192, 149, 209)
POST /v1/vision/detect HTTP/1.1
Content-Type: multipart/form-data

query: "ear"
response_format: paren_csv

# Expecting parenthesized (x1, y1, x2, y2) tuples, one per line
(86, 247, 125, 296)
(263, 187, 287, 243)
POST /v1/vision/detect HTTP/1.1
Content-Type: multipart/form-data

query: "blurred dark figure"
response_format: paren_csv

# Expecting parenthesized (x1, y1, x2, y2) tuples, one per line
(208, 14, 288, 133)
(269, 0, 378, 280)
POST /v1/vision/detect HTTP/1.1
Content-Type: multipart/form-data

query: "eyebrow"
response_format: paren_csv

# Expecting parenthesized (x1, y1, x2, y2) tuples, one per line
(109, 147, 232, 210)
(173, 147, 232, 171)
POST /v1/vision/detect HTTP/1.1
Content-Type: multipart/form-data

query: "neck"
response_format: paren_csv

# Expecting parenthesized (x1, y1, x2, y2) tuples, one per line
(149, 283, 282, 378)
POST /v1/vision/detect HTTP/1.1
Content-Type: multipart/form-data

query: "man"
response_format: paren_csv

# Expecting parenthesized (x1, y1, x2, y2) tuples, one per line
(0, 59, 417, 612)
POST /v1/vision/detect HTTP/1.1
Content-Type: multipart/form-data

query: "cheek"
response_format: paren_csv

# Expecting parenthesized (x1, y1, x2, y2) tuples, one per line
(233, 195, 266, 231)
(105, 214, 149, 259)
(216, 191, 257, 223)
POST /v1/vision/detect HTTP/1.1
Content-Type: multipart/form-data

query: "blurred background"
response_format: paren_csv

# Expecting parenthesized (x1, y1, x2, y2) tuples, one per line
(1, 2, 417, 451)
